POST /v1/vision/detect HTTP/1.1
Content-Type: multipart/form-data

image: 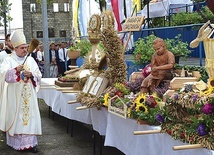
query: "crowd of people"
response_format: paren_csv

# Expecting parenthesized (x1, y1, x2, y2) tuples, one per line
(0, 34, 71, 78)
(30, 41, 70, 77)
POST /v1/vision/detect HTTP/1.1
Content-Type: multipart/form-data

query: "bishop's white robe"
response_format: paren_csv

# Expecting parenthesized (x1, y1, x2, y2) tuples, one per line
(0, 52, 42, 150)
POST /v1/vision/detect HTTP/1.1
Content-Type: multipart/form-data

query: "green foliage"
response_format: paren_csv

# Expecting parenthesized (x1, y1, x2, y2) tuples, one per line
(164, 34, 191, 57)
(69, 39, 92, 58)
(149, 5, 214, 27)
(133, 34, 157, 65)
(136, 107, 161, 125)
(114, 83, 130, 95)
(0, 1, 12, 27)
(133, 34, 191, 65)
(171, 6, 214, 26)
(171, 12, 203, 26)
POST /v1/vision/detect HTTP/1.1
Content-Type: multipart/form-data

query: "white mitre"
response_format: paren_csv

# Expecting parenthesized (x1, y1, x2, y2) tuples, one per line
(10, 30, 26, 48)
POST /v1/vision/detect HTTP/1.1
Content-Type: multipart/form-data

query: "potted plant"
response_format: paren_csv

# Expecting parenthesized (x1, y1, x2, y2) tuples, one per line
(133, 34, 157, 66)
(133, 34, 191, 65)
(164, 34, 191, 63)
(68, 39, 92, 66)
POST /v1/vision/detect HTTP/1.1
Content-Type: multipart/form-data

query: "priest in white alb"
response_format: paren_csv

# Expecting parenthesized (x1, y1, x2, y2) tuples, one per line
(0, 30, 42, 153)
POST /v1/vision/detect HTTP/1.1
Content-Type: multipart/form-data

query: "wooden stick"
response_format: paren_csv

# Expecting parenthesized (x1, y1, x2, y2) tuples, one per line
(68, 100, 78, 104)
(41, 84, 55, 86)
(62, 90, 80, 93)
(123, 31, 132, 55)
(173, 144, 203, 150)
(55, 87, 73, 91)
(133, 130, 161, 135)
(40, 86, 56, 89)
(76, 106, 89, 110)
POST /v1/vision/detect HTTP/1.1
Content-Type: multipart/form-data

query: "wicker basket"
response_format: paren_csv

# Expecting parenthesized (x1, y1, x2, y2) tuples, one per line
(206, 0, 214, 14)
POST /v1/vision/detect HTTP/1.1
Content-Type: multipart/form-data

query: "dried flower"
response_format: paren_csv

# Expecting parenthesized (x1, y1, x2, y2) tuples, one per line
(202, 103, 214, 114)
(180, 132, 185, 139)
(156, 114, 164, 123)
(174, 94, 179, 100)
(192, 94, 198, 103)
(166, 129, 172, 135)
(197, 123, 207, 136)
(146, 95, 157, 108)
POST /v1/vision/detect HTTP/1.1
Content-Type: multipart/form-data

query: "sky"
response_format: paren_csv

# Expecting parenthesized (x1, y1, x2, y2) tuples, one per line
(8, 0, 23, 29)
(0, 0, 22, 39)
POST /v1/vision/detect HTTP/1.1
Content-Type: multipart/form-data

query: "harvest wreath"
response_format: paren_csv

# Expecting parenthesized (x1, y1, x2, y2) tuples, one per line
(158, 92, 214, 150)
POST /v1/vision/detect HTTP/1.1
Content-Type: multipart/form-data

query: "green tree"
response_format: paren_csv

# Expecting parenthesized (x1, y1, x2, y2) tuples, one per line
(0, 0, 12, 27)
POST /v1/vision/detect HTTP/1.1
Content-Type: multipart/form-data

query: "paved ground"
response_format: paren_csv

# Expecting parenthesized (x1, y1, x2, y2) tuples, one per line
(0, 100, 124, 155)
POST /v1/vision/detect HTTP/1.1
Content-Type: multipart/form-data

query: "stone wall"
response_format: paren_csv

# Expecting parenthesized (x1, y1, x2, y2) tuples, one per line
(22, 0, 72, 43)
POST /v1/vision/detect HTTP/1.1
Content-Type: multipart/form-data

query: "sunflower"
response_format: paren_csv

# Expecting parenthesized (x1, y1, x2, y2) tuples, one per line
(103, 93, 110, 107)
(135, 94, 146, 104)
(200, 77, 214, 96)
(135, 104, 148, 113)
(208, 77, 214, 87)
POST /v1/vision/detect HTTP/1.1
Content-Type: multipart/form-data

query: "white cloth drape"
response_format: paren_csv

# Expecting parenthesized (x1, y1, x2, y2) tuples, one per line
(78, 0, 101, 37)
(140, 0, 193, 18)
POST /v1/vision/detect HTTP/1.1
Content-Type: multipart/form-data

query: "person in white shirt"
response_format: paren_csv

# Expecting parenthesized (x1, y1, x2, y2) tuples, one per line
(37, 43, 45, 77)
(0, 34, 13, 70)
(58, 42, 69, 76)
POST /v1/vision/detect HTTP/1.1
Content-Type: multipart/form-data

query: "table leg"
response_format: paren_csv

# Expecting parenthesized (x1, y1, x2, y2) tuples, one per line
(93, 130, 103, 155)
(93, 130, 96, 155)
(48, 106, 51, 118)
(66, 118, 69, 133)
(100, 135, 103, 155)
(71, 120, 74, 137)
(52, 111, 55, 121)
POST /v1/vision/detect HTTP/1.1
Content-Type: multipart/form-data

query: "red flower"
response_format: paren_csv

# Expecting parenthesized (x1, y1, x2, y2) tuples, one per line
(167, 129, 172, 135)
(189, 136, 194, 142)
(123, 81, 127, 86)
(115, 91, 123, 97)
(180, 132, 185, 139)
(142, 64, 151, 78)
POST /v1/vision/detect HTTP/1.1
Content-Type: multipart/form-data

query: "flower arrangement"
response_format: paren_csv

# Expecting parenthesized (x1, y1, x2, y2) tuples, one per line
(128, 93, 164, 125)
(158, 92, 214, 150)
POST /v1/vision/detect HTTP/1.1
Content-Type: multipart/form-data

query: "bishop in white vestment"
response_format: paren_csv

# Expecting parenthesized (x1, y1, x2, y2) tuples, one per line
(0, 30, 42, 153)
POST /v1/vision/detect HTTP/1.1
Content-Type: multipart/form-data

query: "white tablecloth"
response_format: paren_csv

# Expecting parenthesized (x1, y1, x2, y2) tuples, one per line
(140, 0, 193, 18)
(38, 78, 59, 108)
(90, 107, 108, 136)
(37, 78, 92, 124)
(37, 78, 214, 155)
